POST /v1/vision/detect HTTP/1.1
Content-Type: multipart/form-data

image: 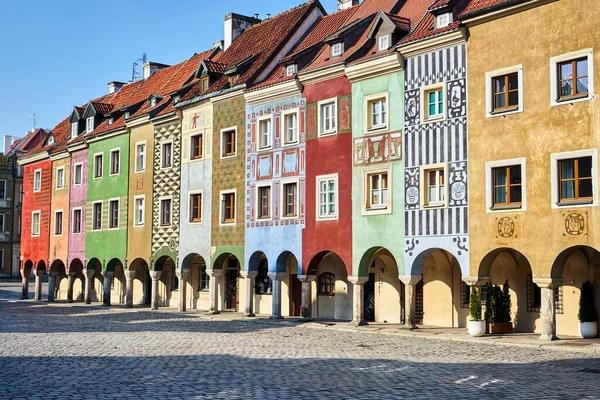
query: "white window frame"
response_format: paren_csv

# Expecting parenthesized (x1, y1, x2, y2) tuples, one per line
(0, 180, 6, 199)
(92, 201, 103, 231)
(420, 163, 448, 209)
(280, 179, 299, 220)
(188, 190, 203, 224)
(135, 141, 146, 173)
(72, 207, 83, 234)
(420, 83, 446, 123)
(159, 196, 173, 227)
(161, 140, 173, 169)
(109, 148, 120, 176)
(486, 64, 524, 118)
(73, 163, 83, 186)
(133, 195, 145, 227)
(257, 116, 273, 151)
(551, 149, 598, 209)
(435, 12, 452, 29)
(256, 183, 273, 221)
(318, 98, 337, 136)
(286, 64, 297, 76)
(31, 210, 41, 237)
(54, 210, 63, 236)
(364, 92, 389, 132)
(86, 117, 94, 133)
(108, 198, 120, 230)
(331, 42, 343, 57)
(550, 48, 594, 107)
(486, 157, 527, 213)
(55, 167, 65, 189)
(316, 173, 338, 221)
(281, 109, 299, 146)
(377, 35, 390, 52)
(33, 169, 41, 192)
(220, 189, 237, 226)
(220, 126, 237, 159)
(361, 166, 392, 216)
(0, 213, 5, 233)
(93, 153, 103, 179)
(71, 122, 78, 139)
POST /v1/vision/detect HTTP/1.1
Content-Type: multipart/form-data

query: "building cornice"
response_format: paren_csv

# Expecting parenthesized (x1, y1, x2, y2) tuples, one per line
(460, 0, 556, 26)
(85, 128, 128, 143)
(50, 151, 70, 161)
(125, 115, 150, 128)
(397, 29, 466, 58)
(18, 151, 49, 166)
(244, 80, 300, 106)
(298, 64, 345, 86)
(66, 142, 87, 153)
(345, 53, 403, 83)
(151, 112, 179, 126)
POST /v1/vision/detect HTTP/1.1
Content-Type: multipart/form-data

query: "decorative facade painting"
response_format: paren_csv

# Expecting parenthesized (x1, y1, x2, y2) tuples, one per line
(353, 132, 402, 165)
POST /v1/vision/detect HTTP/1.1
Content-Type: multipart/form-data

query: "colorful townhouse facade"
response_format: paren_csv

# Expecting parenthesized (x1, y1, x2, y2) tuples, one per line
(0, 149, 22, 278)
(16, 0, 600, 340)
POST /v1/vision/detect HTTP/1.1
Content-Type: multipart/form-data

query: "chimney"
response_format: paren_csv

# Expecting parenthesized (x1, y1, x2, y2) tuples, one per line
(143, 62, 170, 79)
(338, 0, 359, 10)
(224, 13, 261, 50)
(108, 81, 126, 94)
(213, 40, 224, 50)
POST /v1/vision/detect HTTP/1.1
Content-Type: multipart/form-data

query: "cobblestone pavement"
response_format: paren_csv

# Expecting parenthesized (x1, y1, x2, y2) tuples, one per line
(1, 281, 600, 399)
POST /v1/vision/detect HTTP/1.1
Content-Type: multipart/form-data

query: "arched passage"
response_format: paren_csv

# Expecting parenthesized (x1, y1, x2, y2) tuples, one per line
(307, 251, 351, 321)
(249, 251, 271, 315)
(106, 258, 125, 305)
(154, 255, 177, 308)
(551, 245, 600, 337)
(276, 251, 301, 317)
(23, 260, 33, 274)
(49, 260, 66, 301)
(129, 258, 151, 306)
(68, 258, 85, 302)
(181, 253, 209, 310)
(87, 258, 103, 303)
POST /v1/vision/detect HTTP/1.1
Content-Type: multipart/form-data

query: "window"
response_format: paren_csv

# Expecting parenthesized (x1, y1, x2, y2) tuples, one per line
(319, 100, 336, 135)
(71, 123, 78, 139)
(283, 111, 298, 145)
(318, 273, 335, 295)
(377, 35, 389, 52)
(282, 182, 297, 218)
(74, 164, 83, 185)
(221, 191, 236, 224)
(31, 211, 40, 236)
(526, 274, 541, 313)
(259, 118, 272, 149)
(161, 142, 172, 168)
(124, 111, 130, 119)
(72, 209, 82, 234)
(33, 169, 41, 192)
(86, 117, 94, 133)
(0, 214, 4, 232)
(92, 202, 102, 230)
(229, 75, 239, 86)
(317, 175, 337, 220)
(199, 264, 209, 291)
(435, 12, 451, 29)
(109, 200, 119, 229)
(94, 154, 103, 178)
(286, 64, 297, 76)
(486, 65, 523, 117)
(17, 213, 21, 235)
(0, 181, 5, 199)
(492, 165, 522, 208)
(331, 42, 343, 57)
(367, 172, 389, 209)
(460, 282, 470, 309)
(558, 156, 593, 203)
(134, 197, 144, 227)
(365, 94, 388, 130)
(255, 259, 272, 294)
(257, 185, 271, 220)
(160, 198, 172, 226)
(550, 49, 593, 106)
(54, 211, 63, 235)
(19, 184, 22, 202)
(135, 142, 146, 172)
(424, 87, 444, 120)
(554, 286, 564, 314)
(110, 149, 120, 175)
(423, 167, 445, 207)
(222, 129, 236, 157)
(55, 168, 64, 189)
(191, 134, 203, 160)
(201, 77, 209, 93)
(150, 97, 157, 107)
(190, 193, 202, 223)
(108, 117, 114, 125)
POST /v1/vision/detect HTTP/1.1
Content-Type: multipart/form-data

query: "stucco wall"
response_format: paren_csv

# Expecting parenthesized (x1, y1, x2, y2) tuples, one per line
(68, 149, 88, 270)
(49, 157, 70, 267)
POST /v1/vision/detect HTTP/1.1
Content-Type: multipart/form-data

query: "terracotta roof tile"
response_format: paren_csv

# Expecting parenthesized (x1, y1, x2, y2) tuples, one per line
(91, 101, 114, 115)
(399, 12, 460, 45)
(459, 0, 515, 17)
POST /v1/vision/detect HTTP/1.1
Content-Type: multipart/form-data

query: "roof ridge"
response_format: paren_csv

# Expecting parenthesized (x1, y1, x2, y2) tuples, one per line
(242, 0, 316, 33)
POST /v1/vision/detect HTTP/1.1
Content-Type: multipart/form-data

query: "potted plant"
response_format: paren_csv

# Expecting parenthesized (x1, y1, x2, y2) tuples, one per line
(578, 281, 598, 339)
(467, 286, 486, 337)
(485, 280, 513, 334)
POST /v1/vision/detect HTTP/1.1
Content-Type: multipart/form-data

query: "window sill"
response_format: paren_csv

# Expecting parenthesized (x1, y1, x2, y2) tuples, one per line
(282, 141, 299, 147)
(424, 116, 444, 123)
(556, 200, 594, 207)
(556, 94, 590, 103)
(487, 107, 522, 118)
(490, 205, 522, 211)
(318, 131, 337, 137)
(221, 154, 237, 159)
(423, 203, 445, 209)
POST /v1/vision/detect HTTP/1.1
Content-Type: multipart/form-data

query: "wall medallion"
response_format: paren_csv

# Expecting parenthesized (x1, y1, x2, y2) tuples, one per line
(564, 212, 585, 236)
(406, 187, 419, 205)
(497, 217, 515, 238)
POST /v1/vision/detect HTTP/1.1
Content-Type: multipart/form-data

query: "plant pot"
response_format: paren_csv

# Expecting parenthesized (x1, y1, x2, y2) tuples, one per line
(487, 321, 513, 334)
(579, 322, 598, 339)
(468, 320, 486, 337)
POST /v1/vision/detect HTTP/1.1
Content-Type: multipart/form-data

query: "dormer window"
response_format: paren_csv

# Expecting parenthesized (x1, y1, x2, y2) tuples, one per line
(229, 75, 239, 86)
(124, 112, 130, 119)
(435, 13, 452, 29)
(150, 97, 157, 107)
(201, 77, 209, 93)
(286, 64, 297, 77)
(173, 95, 180, 104)
(71, 123, 78, 139)
(331, 42, 343, 58)
(377, 35, 390, 52)
(108, 117, 114, 125)
(86, 117, 94, 133)
(47, 135, 55, 145)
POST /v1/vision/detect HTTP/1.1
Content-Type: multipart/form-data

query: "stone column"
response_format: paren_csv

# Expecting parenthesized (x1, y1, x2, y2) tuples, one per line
(125, 269, 136, 308)
(34, 268, 44, 301)
(47, 272, 57, 302)
(349, 276, 368, 326)
(83, 269, 95, 304)
(67, 274, 76, 303)
(298, 275, 316, 319)
(269, 272, 287, 320)
(207, 269, 223, 314)
(102, 271, 114, 306)
(150, 271, 162, 311)
(536, 278, 558, 341)
(240, 270, 258, 317)
(20, 269, 30, 300)
(400, 275, 421, 329)
(177, 270, 190, 312)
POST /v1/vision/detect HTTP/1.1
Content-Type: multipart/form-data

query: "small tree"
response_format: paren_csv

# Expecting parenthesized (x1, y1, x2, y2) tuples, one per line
(499, 280, 511, 323)
(579, 281, 598, 323)
(484, 282, 512, 324)
(469, 286, 482, 321)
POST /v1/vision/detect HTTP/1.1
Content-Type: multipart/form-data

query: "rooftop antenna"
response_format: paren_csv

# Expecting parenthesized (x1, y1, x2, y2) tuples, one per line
(27, 113, 37, 131)
(131, 53, 147, 82)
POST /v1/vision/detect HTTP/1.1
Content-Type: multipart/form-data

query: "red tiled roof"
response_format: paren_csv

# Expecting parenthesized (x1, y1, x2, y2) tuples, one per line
(90, 101, 114, 115)
(74, 106, 85, 118)
(459, 0, 514, 17)
(429, 0, 452, 10)
(204, 60, 228, 74)
(399, 12, 460, 45)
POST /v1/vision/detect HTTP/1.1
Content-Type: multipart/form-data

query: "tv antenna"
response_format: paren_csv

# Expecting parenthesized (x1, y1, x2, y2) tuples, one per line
(27, 113, 37, 131)
(131, 53, 147, 82)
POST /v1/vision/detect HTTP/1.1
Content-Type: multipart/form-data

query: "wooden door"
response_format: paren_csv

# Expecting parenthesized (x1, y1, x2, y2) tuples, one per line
(290, 274, 302, 316)
(225, 269, 238, 310)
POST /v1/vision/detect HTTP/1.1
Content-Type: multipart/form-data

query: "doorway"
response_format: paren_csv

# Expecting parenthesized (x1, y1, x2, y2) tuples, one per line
(289, 274, 302, 317)
(364, 273, 375, 322)
(224, 269, 238, 310)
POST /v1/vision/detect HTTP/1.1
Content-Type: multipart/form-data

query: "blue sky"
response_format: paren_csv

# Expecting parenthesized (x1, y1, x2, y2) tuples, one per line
(0, 0, 339, 141)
